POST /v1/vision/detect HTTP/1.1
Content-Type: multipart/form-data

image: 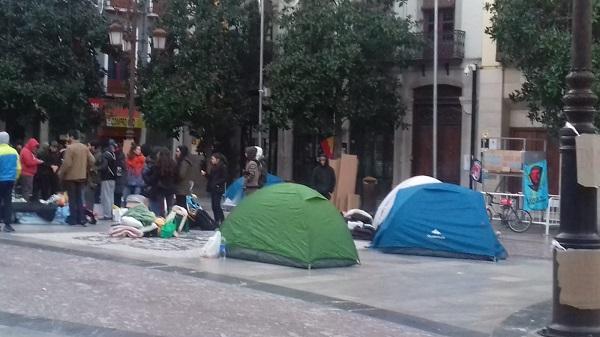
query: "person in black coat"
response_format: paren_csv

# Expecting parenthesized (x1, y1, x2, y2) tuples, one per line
(311, 154, 336, 199)
(202, 153, 227, 225)
(35, 141, 61, 200)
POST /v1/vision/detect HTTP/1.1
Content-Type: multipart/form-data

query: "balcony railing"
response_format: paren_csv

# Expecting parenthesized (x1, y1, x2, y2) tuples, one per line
(414, 30, 465, 61)
(105, 0, 165, 15)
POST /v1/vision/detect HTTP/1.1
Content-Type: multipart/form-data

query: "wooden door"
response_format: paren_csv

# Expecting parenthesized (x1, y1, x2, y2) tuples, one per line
(412, 85, 462, 184)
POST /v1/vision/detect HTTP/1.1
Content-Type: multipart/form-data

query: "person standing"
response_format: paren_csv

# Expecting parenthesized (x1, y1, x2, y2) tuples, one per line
(98, 140, 117, 220)
(125, 144, 145, 198)
(143, 148, 176, 217)
(58, 130, 95, 226)
(19, 138, 43, 201)
(202, 153, 227, 225)
(84, 141, 102, 211)
(174, 145, 193, 208)
(0, 132, 20, 232)
(311, 154, 336, 199)
(36, 141, 61, 200)
(243, 146, 261, 196)
(113, 141, 126, 207)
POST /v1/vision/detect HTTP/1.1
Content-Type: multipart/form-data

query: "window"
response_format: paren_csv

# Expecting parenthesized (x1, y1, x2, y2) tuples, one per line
(107, 56, 128, 81)
(423, 8, 455, 40)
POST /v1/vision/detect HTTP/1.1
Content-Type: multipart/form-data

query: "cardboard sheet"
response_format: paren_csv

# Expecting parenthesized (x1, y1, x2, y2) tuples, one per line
(575, 134, 600, 187)
(557, 248, 600, 309)
(347, 194, 360, 211)
(329, 159, 341, 204)
(331, 154, 358, 211)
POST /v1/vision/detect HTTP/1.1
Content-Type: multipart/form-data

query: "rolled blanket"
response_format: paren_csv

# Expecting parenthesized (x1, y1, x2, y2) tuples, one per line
(109, 225, 143, 238)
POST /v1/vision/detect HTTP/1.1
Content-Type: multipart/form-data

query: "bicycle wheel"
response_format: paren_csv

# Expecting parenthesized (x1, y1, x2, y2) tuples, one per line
(506, 208, 532, 233)
(486, 208, 493, 223)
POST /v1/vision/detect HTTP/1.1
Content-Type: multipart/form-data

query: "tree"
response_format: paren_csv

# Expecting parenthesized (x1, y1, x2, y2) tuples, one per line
(268, 0, 420, 156)
(0, 0, 107, 135)
(485, 0, 600, 131)
(140, 0, 263, 142)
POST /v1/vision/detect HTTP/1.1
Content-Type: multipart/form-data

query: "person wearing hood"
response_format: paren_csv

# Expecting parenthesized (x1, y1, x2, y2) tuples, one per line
(311, 154, 336, 199)
(0, 132, 21, 232)
(243, 146, 261, 195)
(20, 138, 43, 201)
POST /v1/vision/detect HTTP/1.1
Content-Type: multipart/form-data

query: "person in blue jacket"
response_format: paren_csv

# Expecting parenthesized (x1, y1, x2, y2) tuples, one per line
(0, 132, 21, 232)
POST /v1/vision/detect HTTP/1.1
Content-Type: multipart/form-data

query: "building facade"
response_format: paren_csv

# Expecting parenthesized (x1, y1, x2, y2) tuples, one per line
(392, 0, 559, 195)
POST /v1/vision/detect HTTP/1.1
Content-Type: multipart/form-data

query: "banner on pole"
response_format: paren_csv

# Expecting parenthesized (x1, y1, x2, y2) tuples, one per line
(522, 160, 549, 211)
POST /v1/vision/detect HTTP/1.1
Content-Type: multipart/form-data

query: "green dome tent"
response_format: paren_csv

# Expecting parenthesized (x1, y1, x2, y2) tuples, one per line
(220, 183, 359, 269)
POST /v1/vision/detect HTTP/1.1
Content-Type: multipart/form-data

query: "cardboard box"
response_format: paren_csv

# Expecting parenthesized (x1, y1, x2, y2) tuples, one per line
(576, 134, 600, 187)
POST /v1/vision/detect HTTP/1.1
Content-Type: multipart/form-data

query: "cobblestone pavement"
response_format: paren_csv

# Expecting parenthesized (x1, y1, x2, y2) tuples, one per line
(0, 243, 445, 337)
(0, 219, 557, 337)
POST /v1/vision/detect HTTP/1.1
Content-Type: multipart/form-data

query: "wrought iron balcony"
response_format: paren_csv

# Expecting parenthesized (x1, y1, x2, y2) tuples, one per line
(414, 30, 465, 61)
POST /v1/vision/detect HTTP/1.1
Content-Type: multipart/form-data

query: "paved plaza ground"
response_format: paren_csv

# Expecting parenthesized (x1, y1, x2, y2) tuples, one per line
(0, 211, 557, 337)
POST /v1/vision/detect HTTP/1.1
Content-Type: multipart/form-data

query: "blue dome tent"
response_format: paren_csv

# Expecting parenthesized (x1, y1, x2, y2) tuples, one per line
(224, 174, 284, 206)
(372, 183, 507, 261)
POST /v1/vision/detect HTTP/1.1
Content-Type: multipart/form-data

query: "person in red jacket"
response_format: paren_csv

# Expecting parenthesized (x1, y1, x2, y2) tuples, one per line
(20, 138, 43, 201)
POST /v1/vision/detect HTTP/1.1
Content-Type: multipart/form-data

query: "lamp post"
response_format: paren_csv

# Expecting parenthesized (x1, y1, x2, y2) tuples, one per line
(107, 0, 166, 141)
(542, 0, 600, 336)
(257, 0, 265, 148)
(465, 63, 478, 190)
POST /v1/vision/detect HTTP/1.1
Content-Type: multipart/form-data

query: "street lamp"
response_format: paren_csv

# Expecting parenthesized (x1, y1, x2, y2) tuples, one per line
(464, 63, 478, 190)
(107, 3, 166, 140)
(257, 0, 265, 148)
(152, 28, 167, 50)
(541, 0, 600, 336)
(108, 22, 124, 46)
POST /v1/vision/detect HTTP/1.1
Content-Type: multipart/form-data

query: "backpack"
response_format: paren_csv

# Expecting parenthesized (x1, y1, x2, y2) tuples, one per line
(104, 151, 117, 179)
(257, 159, 268, 187)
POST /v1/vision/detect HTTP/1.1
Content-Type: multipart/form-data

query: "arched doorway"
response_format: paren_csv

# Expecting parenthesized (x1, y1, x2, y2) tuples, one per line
(412, 85, 462, 184)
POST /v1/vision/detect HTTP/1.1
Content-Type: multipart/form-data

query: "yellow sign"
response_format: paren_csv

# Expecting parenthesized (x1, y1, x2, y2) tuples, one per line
(106, 116, 145, 129)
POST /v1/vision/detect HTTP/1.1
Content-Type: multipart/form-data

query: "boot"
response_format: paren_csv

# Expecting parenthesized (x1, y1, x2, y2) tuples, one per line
(3, 224, 15, 232)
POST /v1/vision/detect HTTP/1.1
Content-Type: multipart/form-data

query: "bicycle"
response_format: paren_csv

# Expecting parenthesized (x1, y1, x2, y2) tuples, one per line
(485, 193, 532, 233)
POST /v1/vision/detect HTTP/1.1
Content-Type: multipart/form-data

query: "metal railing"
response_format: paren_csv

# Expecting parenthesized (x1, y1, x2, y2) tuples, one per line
(482, 192, 560, 235)
(414, 30, 465, 61)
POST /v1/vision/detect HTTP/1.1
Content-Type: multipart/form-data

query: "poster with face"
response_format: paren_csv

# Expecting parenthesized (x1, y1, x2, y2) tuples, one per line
(523, 160, 549, 211)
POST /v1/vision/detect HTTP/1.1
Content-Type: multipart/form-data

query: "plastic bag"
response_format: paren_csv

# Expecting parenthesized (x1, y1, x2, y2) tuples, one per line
(200, 231, 221, 258)
(164, 206, 188, 232)
(160, 221, 177, 238)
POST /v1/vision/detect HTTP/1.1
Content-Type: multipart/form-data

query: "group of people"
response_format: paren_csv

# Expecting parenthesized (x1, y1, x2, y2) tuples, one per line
(0, 129, 234, 232)
(0, 127, 335, 233)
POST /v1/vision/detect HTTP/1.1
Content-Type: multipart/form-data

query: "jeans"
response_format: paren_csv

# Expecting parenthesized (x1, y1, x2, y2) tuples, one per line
(211, 191, 224, 225)
(123, 185, 142, 204)
(0, 181, 14, 225)
(20, 175, 33, 201)
(64, 181, 85, 225)
(100, 180, 115, 218)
